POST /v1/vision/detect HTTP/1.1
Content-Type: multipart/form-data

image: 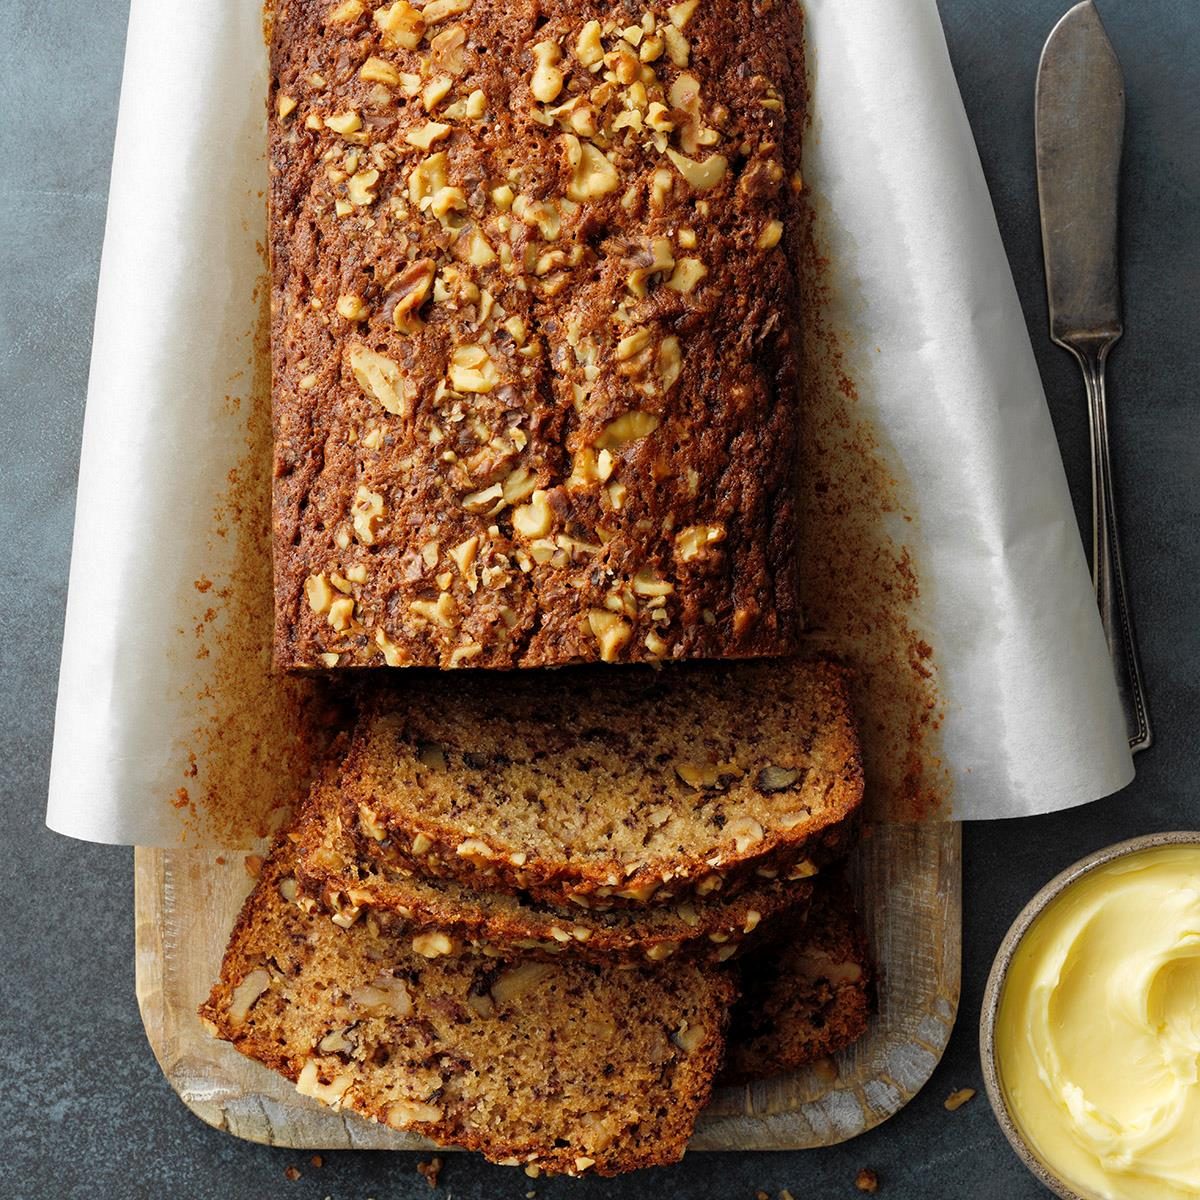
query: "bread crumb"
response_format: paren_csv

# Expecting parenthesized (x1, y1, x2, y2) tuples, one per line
(811, 1056, 838, 1084)
(309, 1153, 323, 1168)
(780, 1191, 796, 1200)
(245, 853, 264, 878)
(855, 1168, 879, 1193)
(944, 1087, 976, 1111)
(283, 1165, 301, 1182)
(417, 1157, 443, 1188)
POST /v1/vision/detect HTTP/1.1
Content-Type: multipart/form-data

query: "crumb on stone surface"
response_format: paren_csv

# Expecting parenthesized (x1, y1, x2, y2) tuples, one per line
(944, 1087, 976, 1111)
(417, 1156, 443, 1188)
(855, 1167, 879, 1192)
(309, 1153, 323, 1168)
(283, 1165, 301, 1182)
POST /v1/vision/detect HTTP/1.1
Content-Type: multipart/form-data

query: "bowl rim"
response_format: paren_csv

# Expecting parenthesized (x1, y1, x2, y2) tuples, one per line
(979, 829, 1200, 1200)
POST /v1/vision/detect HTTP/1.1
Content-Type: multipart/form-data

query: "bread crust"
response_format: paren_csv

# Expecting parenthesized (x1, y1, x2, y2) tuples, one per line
(269, 0, 807, 669)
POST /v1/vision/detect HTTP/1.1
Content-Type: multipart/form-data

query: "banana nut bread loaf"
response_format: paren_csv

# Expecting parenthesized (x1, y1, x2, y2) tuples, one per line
(201, 834, 736, 1176)
(722, 878, 872, 1083)
(269, 0, 807, 669)
(292, 779, 813, 965)
(338, 659, 862, 908)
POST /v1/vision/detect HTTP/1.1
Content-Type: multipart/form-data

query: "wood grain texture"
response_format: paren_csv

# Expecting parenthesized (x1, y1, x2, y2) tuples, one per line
(135, 820, 960, 1151)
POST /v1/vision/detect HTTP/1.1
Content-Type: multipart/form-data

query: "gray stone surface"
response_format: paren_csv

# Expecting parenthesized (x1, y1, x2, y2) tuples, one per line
(1, 1, 1196, 1196)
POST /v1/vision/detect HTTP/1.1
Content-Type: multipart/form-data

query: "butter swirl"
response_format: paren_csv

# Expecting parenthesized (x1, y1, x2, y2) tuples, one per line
(996, 845, 1200, 1200)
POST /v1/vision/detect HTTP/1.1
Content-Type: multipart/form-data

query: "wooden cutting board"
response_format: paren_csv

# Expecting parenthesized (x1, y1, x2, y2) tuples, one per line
(135, 819, 959, 1151)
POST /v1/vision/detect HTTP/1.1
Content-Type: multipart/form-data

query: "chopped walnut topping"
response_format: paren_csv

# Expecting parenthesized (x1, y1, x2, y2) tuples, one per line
(336, 293, 369, 320)
(615, 328, 654, 362)
(352, 485, 386, 545)
(405, 121, 451, 149)
(662, 24, 690, 66)
(449, 344, 499, 393)
(349, 346, 410, 416)
(325, 110, 362, 135)
(666, 148, 727, 190)
(449, 536, 480, 587)
(668, 0, 700, 28)
(576, 20, 604, 68)
(658, 336, 683, 391)
(305, 573, 334, 615)
(667, 258, 707, 293)
(391, 258, 436, 334)
(758, 219, 784, 249)
(563, 135, 619, 201)
(374, 1, 425, 49)
(644, 629, 669, 656)
(327, 595, 355, 631)
(531, 40, 564, 103)
(461, 483, 504, 514)
(675, 523, 725, 562)
(587, 609, 632, 662)
(632, 569, 673, 597)
(422, 0, 471, 22)
(347, 167, 380, 206)
(513, 490, 553, 538)
(422, 76, 453, 111)
(597, 410, 660, 450)
(430, 24, 467, 74)
(627, 238, 675, 298)
(410, 592, 458, 627)
(360, 56, 401, 86)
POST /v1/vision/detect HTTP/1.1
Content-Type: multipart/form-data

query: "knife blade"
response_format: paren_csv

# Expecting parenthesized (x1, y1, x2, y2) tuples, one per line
(1036, 0, 1124, 349)
(1035, 1, 1152, 753)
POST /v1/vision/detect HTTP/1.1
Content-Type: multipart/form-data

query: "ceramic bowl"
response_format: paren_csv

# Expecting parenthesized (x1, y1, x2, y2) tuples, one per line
(979, 830, 1200, 1200)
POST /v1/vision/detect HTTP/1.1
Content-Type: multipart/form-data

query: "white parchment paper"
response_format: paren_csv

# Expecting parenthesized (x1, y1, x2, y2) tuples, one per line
(47, 0, 1133, 846)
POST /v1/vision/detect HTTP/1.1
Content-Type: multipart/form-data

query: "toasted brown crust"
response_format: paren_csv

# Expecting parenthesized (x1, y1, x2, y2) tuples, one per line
(721, 878, 872, 1083)
(270, 0, 806, 670)
(291, 780, 813, 965)
(200, 835, 735, 1176)
(340, 659, 863, 907)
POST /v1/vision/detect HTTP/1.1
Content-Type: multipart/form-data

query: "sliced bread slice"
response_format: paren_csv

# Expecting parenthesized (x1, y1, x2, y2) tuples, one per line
(341, 659, 862, 909)
(291, 782, 812, 966)
(722, 879, 872, 1083)
(201, 836, 736, 1177)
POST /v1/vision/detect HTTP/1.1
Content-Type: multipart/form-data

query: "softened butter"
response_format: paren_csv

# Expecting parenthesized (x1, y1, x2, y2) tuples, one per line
(996, 844, 1200, 1200)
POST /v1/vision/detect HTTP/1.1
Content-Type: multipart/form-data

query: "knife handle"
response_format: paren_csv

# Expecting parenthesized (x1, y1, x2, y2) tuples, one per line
(1071, 342, 1152, 752)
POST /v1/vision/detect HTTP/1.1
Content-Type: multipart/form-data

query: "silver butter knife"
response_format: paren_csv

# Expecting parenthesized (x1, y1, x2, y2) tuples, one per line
(1036, 0, 1152, 752)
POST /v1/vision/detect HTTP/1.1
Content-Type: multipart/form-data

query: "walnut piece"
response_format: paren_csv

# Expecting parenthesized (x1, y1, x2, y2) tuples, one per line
(491, 962, 555, 1005)
(227, 967, 271, 1026)
(349, 346, 410, 416)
